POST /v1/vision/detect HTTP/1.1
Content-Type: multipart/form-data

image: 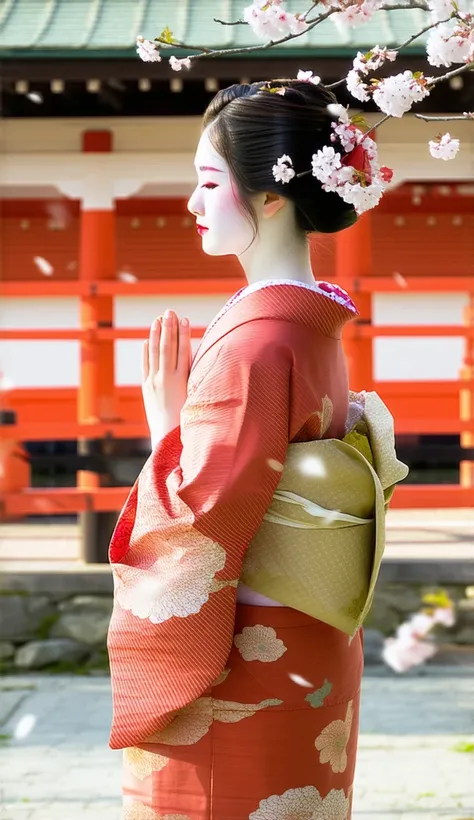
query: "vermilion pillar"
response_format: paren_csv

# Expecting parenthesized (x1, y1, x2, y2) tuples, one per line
(460, 292, 474, 488)
(77, 130, 117, 562)
(336, 213, 374, 393)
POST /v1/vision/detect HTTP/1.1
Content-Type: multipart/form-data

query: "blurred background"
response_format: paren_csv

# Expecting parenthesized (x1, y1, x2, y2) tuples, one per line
(0, 2, 473, 818)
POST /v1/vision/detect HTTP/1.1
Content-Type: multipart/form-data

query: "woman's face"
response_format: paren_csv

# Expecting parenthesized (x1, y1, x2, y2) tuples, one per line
(187, 128, 258, 257)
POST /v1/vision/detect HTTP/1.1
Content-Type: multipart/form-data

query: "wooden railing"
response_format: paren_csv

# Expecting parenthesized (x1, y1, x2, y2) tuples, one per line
(2, 275, 474, 518)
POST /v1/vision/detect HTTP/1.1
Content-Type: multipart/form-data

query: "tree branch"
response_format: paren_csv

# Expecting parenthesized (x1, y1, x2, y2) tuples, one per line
(427, 60, 474, 87)
(158, 0, 439, 64)
(326, 12, 457, 91)
(415, 112, 474, 120)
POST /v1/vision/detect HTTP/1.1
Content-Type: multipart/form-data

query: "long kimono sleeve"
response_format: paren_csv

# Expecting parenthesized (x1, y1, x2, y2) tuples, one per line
(107, 322, 295, 749)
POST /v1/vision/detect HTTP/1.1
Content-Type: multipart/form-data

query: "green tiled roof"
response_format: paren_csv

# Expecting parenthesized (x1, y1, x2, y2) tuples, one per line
(0, 0, 429, 58)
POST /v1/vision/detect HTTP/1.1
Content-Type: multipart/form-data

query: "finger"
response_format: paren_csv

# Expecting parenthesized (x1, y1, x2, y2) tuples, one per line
(177, 317, 191, 375)
(161, 310, 178, 372)
(149, 318, 161, 375)
(142, 340, 150, 382)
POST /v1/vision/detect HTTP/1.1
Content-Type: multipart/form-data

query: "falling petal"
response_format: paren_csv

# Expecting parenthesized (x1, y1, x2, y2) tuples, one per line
(27, 92, 43, 104)
(266, 458, 284, 473)
(288, 673, 313, 688)
(33, 256, 54, 276)
(298, 455, 326, 478)
(14, 714, 37, 739)
(393, 272, 408, 288)
(0, 373, 15, 392)
(67, 261, 77, 271)
(45, 202, 70, 230)
(118, 271, 138, 283)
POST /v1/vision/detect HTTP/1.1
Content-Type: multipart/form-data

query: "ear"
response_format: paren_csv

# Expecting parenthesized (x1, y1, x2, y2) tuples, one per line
(262, 192, 287, 220)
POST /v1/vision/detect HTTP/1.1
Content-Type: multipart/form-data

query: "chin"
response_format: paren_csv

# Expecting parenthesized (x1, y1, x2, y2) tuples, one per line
(201, 237, 238, 257)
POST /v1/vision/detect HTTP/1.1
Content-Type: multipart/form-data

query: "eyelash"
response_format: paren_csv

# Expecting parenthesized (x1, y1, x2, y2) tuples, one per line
(201, 183, 218, 190)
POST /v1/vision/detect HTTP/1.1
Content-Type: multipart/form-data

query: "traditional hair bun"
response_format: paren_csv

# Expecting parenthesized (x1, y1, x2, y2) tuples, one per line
(202, 79, 358, 235)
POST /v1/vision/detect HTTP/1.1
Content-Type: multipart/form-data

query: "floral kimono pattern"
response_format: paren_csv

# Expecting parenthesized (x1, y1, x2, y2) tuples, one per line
(107, 280, 366, 818)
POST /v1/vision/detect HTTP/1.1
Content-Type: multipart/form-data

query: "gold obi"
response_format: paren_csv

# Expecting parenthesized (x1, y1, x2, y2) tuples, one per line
(240, 392, 409, 636)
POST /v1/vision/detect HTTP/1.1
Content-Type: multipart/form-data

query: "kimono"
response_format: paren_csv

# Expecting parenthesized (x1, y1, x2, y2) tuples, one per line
(107, 279, 408, 820)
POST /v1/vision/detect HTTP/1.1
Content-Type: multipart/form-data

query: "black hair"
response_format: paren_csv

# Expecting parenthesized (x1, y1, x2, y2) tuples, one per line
(202, 79, 358, 237)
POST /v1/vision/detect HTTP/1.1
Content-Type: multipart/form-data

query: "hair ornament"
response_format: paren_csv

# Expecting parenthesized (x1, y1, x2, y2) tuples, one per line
(271, 79, 394, 215)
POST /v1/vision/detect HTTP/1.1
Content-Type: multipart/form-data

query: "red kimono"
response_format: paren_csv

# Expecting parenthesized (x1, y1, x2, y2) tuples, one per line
(108, 280, 363, 820)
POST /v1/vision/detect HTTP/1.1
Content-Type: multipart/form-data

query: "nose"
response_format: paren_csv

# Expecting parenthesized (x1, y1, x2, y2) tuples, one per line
(187, 187, 203, 217)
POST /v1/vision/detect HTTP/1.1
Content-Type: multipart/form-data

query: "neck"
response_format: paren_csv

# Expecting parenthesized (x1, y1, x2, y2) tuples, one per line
(237, 206, 315, 287)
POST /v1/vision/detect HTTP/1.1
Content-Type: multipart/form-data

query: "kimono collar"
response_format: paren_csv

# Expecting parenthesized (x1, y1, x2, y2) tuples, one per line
(193, 279, 358, 370)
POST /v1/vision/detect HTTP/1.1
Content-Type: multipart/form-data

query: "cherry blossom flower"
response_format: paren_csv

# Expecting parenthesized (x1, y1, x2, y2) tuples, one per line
(433, 606, 456, 627)
(311, 146, 342, 182)
(372, 70, 430, 117)
(382, 635, 437, 673)
(169, 56, 192, 71)
(429, 132, 460, 160)
(428, 0, 457, 21)
(333, 0, 382, 26)
(352, 45, 398, 74)
(383, 598, 456, 673)
(272, 154, 295, 184)
(346, 68, 371, 102)
(327, 103, 351, 124)
(426, 19, 474, 67)
(136, 35, 162, 63)
(297, 69, 321, 84)
(311, 123, 392, 215)
(243, 0, 308, 40)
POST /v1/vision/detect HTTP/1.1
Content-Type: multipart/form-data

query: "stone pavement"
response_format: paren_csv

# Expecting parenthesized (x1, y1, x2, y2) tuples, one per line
(1, 508, 474, 567)
(1, 668, 473, 820)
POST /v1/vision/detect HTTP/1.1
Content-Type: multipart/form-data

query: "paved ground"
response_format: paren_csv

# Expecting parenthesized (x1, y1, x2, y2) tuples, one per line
(1, 508, 474, 569)
(1, 669, 473, 820)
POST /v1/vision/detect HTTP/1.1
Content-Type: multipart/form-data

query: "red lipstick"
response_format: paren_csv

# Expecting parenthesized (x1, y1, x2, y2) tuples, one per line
(196, 224, 208, 236)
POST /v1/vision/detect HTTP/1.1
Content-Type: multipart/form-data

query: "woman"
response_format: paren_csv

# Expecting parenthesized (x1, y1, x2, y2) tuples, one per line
(107, 79, 407, 820)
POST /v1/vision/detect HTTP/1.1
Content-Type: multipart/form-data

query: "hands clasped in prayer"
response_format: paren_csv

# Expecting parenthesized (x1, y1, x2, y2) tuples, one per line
(142, 309, 192, 447)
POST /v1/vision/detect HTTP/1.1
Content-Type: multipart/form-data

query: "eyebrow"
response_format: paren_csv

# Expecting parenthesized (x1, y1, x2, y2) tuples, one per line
(197, 165, 224, 173)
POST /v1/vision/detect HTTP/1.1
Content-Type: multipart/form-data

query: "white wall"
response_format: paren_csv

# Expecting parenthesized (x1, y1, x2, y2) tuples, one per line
(373, 293, 467, 381)
(0, 292, 468, 388)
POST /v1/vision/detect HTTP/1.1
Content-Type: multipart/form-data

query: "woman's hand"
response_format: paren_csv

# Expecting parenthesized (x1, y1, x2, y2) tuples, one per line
(142, 309, 192, 448)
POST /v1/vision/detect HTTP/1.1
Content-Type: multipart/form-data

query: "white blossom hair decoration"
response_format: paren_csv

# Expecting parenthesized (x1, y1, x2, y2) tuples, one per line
(271, 94, 394, 216)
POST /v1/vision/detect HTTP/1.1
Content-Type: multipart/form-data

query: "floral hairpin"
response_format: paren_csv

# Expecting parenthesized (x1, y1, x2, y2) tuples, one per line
(272, 96, 394, 215)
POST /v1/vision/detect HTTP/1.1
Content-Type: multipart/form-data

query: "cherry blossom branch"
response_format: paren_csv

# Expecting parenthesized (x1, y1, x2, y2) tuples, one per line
(155, 0, 443, 64)
(416, 111, 474, 119)
(428, 59, 474, 87)
(326, 13, 458, 89)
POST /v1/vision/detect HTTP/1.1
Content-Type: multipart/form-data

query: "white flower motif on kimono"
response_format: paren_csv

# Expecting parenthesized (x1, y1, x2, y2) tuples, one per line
(234, 625, 287, 662)
(313, 789, 350, 820)
(429, 133, 460, 160)
(114, 541, 226, 624)
(212, 697, 282, 722)
(147, 696, 282, 745)
(153, 698, 214, 745)
(123, 747, 169, 780)
(249, 785, 349, 820)
(315, 699, 354, 773)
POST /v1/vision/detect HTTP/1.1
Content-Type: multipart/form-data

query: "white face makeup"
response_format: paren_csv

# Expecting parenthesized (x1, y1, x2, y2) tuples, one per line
(187, 128, 258, 257)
